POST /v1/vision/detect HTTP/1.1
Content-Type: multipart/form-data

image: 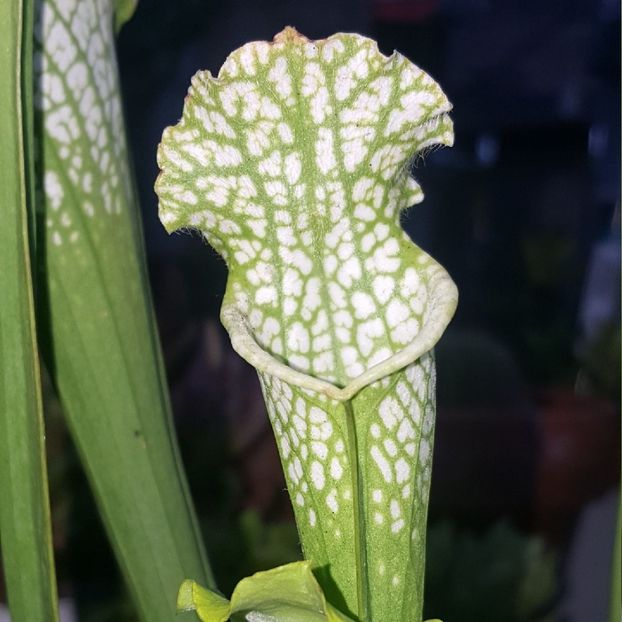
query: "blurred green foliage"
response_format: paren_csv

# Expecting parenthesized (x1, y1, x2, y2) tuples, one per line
(578, 322, 621, 401)
(424, 521, 557, 622)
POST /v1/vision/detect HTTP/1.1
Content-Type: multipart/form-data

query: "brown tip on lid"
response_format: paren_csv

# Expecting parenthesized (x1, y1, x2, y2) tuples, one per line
(273, 26, 309, 44)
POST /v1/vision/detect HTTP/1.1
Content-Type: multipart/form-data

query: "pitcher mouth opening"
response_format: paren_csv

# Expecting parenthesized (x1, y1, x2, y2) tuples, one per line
(220, 266, 458, 402)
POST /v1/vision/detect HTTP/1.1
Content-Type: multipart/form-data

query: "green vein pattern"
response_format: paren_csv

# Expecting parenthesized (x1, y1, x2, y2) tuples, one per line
(157, 28, 457, 621)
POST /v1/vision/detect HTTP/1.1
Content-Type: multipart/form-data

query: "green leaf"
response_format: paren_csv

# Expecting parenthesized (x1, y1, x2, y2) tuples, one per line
(609, 500, 621, 622)
(156, 28, 457, 621)
(179, 562, 355, 621)
(34, 0, 213, 619)
(178, 580, 231, 622)
(113, 0, 139, 31)
(0, 0, 59, 620)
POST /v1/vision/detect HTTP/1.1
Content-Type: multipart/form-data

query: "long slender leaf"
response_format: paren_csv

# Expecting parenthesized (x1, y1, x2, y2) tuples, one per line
(610, 500, 621, 622)
(0, 0, 59, 620)
(34, 0, 213, 618)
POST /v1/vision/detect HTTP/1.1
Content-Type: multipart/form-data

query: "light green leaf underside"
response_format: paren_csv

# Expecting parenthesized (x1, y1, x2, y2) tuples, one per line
(0, 1, 59, 620)
(35, 0, 213, 619)
(178, 580, 231, 622)
(178, 562, 355, 622)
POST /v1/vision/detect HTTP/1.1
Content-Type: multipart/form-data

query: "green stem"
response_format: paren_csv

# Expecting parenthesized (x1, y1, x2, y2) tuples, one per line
(609, 497, 621, 622)
(344, 400, 369, 621)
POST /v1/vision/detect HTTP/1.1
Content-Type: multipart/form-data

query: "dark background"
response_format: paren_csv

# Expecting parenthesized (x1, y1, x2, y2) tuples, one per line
(26, 1, 622, 621)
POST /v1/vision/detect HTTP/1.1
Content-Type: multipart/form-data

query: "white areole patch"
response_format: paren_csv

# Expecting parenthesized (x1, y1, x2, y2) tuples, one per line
(36, 0, 133, 249)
